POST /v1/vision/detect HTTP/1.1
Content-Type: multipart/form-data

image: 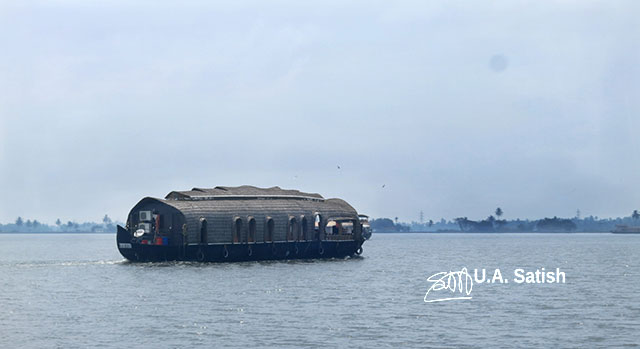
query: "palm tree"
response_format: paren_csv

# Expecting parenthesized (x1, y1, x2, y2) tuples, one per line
(495, 207, 503, 219)
(632, 210, 640, 222)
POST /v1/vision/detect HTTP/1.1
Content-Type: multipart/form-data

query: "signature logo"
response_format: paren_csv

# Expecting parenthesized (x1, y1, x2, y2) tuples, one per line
(424, 267, 473, 303)
(424, 267, 566, 303)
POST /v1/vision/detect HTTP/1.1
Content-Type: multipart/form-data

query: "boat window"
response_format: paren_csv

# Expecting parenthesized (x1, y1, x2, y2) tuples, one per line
(200, 218, 208, 244)
(234, 218, 242, 244)
(326, 220, 337, 235)
(314, 214, 322, 240)
(342, 222, 354, 234)
(325, 220, 354, 235)
(300, 217, 308, 241)
(288, 217, 297, 241)
(248, 217, 256, 243)
(265, 217, 274, 242)
(314, 214, 321, 231)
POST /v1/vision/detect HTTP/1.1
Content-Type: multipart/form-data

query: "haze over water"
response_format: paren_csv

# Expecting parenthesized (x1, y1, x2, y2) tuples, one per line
(1, 233, 638, 348)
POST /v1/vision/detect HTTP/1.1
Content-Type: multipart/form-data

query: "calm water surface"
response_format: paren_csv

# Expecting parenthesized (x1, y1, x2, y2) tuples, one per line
(0, 233, 638, 348)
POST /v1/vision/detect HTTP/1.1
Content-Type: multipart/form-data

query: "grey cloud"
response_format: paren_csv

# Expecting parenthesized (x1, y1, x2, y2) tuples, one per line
(0, 1, 638, 223)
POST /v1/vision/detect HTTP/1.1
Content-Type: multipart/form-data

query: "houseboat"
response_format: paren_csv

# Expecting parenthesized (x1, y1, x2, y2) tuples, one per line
(116, 185, 369, 262)
(611, 225, 640, 234)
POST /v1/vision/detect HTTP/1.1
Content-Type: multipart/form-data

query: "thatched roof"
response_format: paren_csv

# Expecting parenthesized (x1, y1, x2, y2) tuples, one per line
(165, 185, 324, 201)
(130, 186, 358, 243)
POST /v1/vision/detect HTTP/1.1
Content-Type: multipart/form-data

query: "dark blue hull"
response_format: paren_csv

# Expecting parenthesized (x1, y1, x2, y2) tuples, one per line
(117, 226, 364, 262)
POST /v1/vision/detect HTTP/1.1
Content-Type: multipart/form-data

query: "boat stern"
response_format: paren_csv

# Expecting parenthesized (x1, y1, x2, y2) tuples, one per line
(116, 225, 137, 261)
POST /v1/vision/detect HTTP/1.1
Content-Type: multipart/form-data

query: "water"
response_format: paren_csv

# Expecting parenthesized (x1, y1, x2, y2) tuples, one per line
(0, 233, 638, 348)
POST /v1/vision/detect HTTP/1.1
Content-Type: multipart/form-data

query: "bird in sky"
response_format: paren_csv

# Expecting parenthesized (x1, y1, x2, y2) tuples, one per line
(337, 165, 341, 170)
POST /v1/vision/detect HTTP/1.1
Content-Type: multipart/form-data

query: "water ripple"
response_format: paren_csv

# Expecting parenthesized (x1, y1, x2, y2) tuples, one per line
(0, 233, 638, 348)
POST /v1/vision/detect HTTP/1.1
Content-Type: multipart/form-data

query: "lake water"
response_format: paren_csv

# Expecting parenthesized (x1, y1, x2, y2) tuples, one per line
(0, 233, 638, 348)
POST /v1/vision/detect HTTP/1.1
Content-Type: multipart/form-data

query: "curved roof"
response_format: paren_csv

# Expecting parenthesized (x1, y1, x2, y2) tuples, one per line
(165, 185, 324, 201)
(130, 186, 358, 243)
(132, 186, 357, 222)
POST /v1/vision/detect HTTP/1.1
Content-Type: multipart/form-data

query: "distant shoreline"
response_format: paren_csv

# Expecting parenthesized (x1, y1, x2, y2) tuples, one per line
(375, 231, 613, 234)
(0, 231, 618, 235)
(0, 231, 115, 235)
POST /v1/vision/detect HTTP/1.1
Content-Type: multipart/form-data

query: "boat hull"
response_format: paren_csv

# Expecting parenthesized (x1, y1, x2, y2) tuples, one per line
(117, 225, 363, 262)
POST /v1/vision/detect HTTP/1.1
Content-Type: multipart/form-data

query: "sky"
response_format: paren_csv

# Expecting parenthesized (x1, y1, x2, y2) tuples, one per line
(1, 1, 639, 224)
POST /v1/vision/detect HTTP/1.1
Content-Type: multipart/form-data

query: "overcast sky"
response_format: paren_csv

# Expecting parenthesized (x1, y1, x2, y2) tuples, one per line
(1, 1, 639, 224)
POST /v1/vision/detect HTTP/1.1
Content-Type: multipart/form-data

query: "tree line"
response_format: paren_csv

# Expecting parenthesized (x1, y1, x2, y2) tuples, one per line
(0, 215, 120, 233)
(372, 208, 640, 233)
